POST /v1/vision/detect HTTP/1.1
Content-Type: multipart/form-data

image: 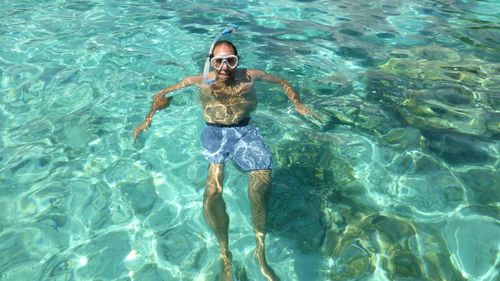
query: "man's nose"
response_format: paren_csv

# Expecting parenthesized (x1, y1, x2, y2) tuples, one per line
(220, 61, 230, 70)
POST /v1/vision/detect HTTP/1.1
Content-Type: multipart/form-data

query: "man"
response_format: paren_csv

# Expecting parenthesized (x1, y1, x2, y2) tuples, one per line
(133, 40, 318, 281)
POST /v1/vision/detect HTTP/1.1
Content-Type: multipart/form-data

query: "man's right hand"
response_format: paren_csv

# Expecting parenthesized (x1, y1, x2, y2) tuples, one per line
(133, 119, 151, 144)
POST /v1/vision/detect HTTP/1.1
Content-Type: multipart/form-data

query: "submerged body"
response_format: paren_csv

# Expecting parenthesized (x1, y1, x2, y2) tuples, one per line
(133, 41, 318, 281)
(200, 69, 257, 125)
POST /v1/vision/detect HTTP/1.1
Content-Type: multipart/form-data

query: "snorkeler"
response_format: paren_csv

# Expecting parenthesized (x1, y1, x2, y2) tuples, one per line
(133, 39, 319, 281)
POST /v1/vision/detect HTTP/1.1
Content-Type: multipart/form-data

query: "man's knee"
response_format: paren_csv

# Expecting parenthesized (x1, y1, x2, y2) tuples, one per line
(248, 170, 271, 198)
(249, 170, 271, 186)
(205, 163, 224, 202)
(204, 183, 223, 203)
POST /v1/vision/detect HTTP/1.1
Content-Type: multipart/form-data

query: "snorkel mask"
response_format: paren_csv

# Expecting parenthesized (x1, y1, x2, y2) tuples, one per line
(210, 54, 239, 70)
(202, 24, 239, 85)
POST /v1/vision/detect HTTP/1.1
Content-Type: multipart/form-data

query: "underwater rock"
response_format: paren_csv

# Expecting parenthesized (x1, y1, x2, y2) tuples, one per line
(76, 231, 130, 279)
(104, 159, 150, 185)
(329, 156, 356, 187)
(332, 241, 376, 281)
(184, 26, 209, 34)
(336, 46, 369, 59)
(376, 32, 397, 39)
(411, 45, 461, 61)
(323, 213, 470, 280)
(373, 45, 499, 137)
(335, 46, 376, 66)
(155, 225, 207, 270)
(3, 148, 55, 186)
(381, 57, 492, 88)
(143, 203, 180, 232)
(425, 132, 496, 165)
(356, 102, 402, 133)
(268, 171, 325, 252)
(485, 89, 500, 109)
(318, 97, 361, 125)
(413, 222, 470, 281)
(381, 127, 426, 149)
(385, 245, 423, 279)
(273, 139, 358, 189)
(0, 226, 70, 280)
(370, 215, 417, 244)
(322, 213, 375, 281)
(131, 263, 174, 280)
(385, 151, 467, 212)
(120, 178, 158, 217)
(318, 96, 403, 134)
(76, 181, 117, 230)
(364, 70, 406, 103)
(458, 25, 500, 54)
(398, 88, 489, 137)
(444, 212, 500, 280)
(457, 167, 500, 206)
(339, 28, 363, 37)
(8, 117, 54, 145)
(323, 214, 426, 280)
(486, 110, 500, 135)
(269, 140, 360, 252)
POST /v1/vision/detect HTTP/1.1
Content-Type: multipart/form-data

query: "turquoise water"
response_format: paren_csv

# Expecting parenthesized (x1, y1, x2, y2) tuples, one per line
(1, 0, 499, 280)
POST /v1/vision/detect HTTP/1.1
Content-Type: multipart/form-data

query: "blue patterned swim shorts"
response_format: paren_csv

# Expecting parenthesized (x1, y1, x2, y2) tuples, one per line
(200, 121, 273, 171)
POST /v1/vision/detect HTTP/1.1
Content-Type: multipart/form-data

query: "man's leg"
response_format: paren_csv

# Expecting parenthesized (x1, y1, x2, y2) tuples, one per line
(204, 163, 232, 281)
(248, 170, 280, 281)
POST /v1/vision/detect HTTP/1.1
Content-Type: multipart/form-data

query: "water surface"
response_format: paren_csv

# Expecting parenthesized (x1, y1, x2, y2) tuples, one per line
(1, 0, 499, 280)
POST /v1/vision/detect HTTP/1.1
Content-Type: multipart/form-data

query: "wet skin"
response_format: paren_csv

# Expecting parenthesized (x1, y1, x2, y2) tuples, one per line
(133, 43, 319, 281)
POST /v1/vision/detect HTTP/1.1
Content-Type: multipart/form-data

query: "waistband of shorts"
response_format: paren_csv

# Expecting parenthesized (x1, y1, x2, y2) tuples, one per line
(206, 117, 251, 128)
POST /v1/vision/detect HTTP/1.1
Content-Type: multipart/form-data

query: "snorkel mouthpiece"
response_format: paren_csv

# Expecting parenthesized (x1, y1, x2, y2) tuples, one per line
(203, 24, 239, 85)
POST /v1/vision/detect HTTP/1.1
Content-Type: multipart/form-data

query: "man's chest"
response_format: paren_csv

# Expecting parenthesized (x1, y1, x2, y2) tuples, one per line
(211, 81, 255, 100)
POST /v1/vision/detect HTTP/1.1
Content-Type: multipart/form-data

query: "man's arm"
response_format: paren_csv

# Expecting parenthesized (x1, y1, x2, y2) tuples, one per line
(133, 75, 202, 143)
(248, 69, 313, 116)
(152, 75, 203, 109)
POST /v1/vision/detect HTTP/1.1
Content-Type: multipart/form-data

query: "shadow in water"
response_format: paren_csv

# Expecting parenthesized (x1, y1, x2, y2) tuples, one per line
(266, 140, 336, 280)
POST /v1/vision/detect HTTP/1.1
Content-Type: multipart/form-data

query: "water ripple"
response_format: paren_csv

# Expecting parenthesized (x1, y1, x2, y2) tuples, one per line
(1, 0, 499, 280)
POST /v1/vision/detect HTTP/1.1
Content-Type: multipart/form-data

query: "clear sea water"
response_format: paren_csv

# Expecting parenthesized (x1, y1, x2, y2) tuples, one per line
(1, 0, 499, 280)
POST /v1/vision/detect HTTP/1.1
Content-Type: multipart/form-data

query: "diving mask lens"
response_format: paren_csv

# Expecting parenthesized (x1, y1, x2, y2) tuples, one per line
(211, 55, 238, 70)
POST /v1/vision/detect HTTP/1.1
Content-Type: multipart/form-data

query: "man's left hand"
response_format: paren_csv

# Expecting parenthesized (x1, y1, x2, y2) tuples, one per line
(153, 95, 172, 111)
(295, 104, 325, 123)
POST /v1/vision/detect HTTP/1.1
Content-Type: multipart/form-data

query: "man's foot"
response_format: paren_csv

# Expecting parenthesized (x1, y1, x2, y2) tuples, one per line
(220, 250, 233, 281)
(255, 248, 280, 281)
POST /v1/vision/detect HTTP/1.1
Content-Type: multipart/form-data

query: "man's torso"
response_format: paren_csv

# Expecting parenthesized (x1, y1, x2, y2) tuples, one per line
(199, 69, 258, 125)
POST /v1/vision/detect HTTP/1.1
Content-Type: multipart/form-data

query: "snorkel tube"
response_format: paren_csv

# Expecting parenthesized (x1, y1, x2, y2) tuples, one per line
(203, 24, 239, 85)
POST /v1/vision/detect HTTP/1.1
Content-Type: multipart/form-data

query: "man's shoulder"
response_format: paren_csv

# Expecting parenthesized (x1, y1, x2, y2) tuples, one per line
(239, 68, 266, 77)
(240, 68, 262, 73)
(235, 68, 250, 78)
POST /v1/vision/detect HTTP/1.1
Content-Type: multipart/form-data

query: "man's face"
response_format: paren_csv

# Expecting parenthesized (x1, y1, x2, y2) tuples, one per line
(212, 43, 237, 82)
